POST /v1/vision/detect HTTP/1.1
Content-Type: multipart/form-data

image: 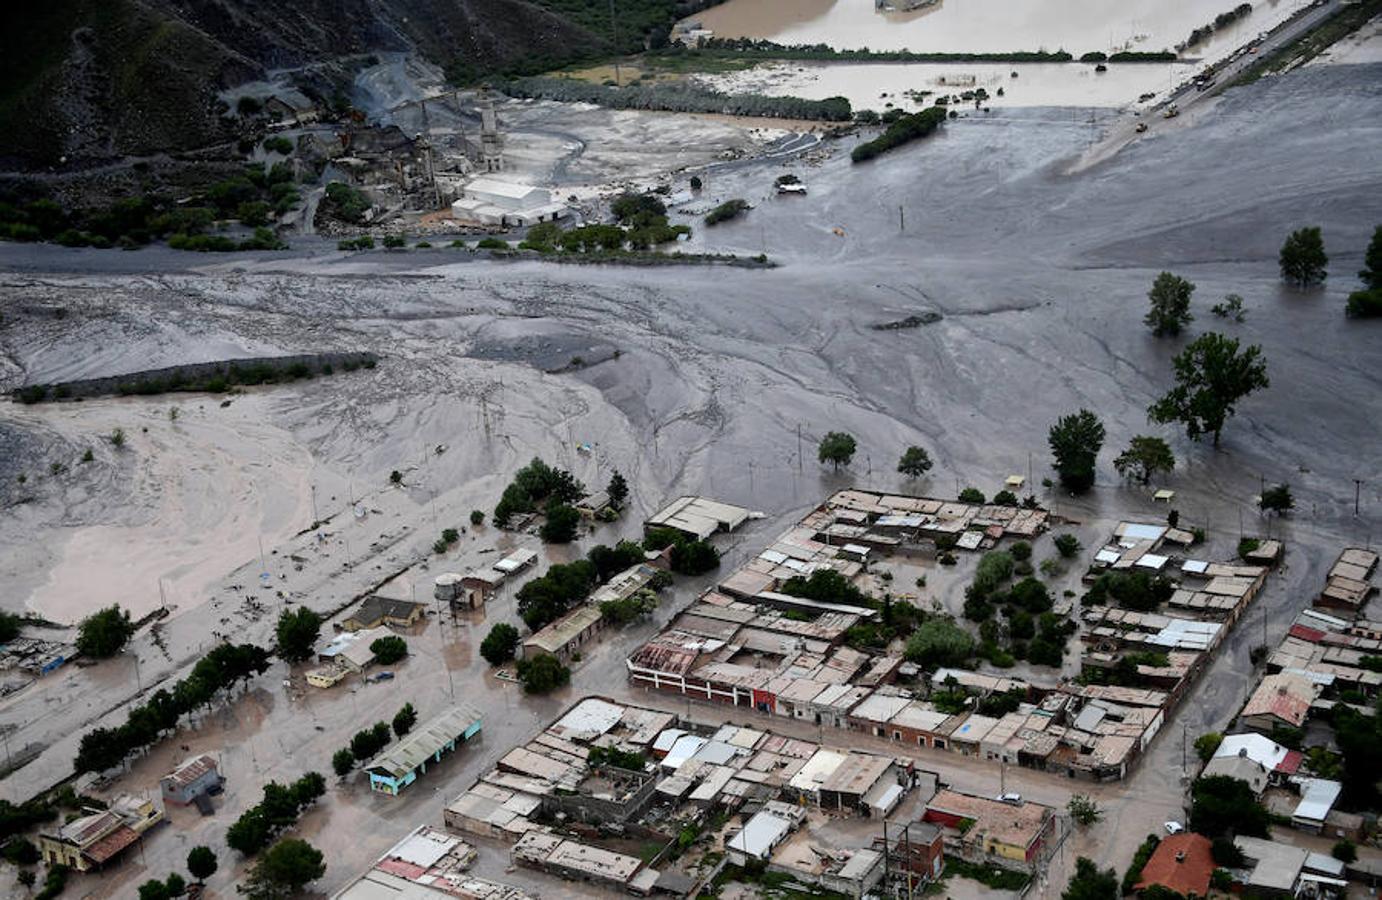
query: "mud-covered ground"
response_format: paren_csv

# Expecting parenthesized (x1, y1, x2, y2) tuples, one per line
(0, 60, 1379, 898)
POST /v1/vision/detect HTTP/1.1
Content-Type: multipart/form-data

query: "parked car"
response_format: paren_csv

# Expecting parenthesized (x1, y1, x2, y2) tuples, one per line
(367, 671, 395, 683)
(997, 793, 1023, 805)
(1164, 821, 1185, 834)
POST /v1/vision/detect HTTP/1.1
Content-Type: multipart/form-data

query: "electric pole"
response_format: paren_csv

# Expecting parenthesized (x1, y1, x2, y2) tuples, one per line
(1355, 478, 1364, 516)
(608, 0, 621, 86)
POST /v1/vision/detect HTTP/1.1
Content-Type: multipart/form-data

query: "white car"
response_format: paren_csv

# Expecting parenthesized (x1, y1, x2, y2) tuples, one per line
(996, 793, 1022, 805)
(1164, 821, 1185, 834)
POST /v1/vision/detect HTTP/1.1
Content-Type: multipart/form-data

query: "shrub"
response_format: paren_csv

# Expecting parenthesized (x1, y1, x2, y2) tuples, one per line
(470, 509, 484, 526)
(671, 540, 720, 575)
(480, 623, 520, 665)
(383, 235, 406, 249)
(516, 653, 570, 693)
(904, 618, 974, 669)
(1053, 534, 1081, 558)
(392, 703, 417, 738)
(1009, 541, 1032, 562)
(540, 502, 581, 543)
(851, 106, 947, 162)
(992, 489, 1019, 506)
(958, 487, 985, 504)
(476, 237, 508, 250)
(704, 199, 749, 225)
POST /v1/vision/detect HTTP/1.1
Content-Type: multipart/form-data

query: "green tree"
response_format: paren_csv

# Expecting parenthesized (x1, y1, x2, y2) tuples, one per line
(0, 611, 21, 644)
(516, 653, 571, 694)
(1259, 483, 1294, 515)
(818, 431, 857, 471)
(1360, 225, 1382, 288)
(369, 635, 408, 664)
(1148, 333, 1269, 446)
(1144, 272, 1195, 336)
(606, 471, 629, 509)
(1190, 774, 1269, 838)
(75, 605, 135, 658)
(480, 623, 520, 665)
(275, 607, 322, 663)
(166, 873, 186, 897)
(670, 540, 720, 575)
(392, 703, 417, 738)
(1279, 226, 1328, 287)
(540, 502, 580, 543)
(1067, 794, 1103, 827)
(139, 880, 170, 900)
(1054, 534, 1081, 558)
(905, 618, 975, 669)
(897, 446, 933, 479)
(1062, 857, 1119, 900)
(242, 838, 325, 899)
(1048, 409, 1105, 493)
(470, 509, 484, 526)
(1194, 732, 1223, 762)
(1113, 435, 1175, 485)
(331, 749, 355, 777)
(958, 487, 985, 504)
(1332, 840, 1357, 863)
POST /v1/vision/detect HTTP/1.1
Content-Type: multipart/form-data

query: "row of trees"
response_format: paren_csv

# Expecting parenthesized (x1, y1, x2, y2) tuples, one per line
(74, 643, 271, 773)
(137, 845, 218, 899)
(331, 704, 418, 776)
(225, 772, 326, 856)
(504, 77, 853, 122)
(492, 457, 586, 529)
(851, 107, 948, 163)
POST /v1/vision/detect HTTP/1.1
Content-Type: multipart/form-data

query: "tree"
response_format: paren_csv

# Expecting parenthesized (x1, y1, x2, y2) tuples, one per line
(606, 471, 629, 509)
(75, 605, 135, 658)
(18, 870, 35, 888)
(331, 749, 355, 777)
(905, 618, 975, 669)
(1113, 436, 1175, 485)
(0, 611, 22, 644)
(242, 838, 325, 899)
(275, 607, 322, 662)
(187, 846, 217, 884)
(139, 880, 170, 900)
(1053, 533, 1081, 558)
(1259, 483, 1294, 515)
(818, 431, 857, 471)
(1190, 774, 1269, 838)
(1211, 293, 1246, 321)
(670, 540, 720, 575)
(1048, 410, 1105, 493)
(1148, 333, 1269, 446)
(540, 502, 580, 543)
(166, 873, 186, 897)
(480, 623, 520, 665)
(897, 446, 933, 479)
(1062, 857, 1119, 900)
(1361, 225, 1382, 289)
(1210, 835, 1244, 867)
(392, 703, 417, 738)
(516, 653, 570, 694)
(470, 509, 484, 526)
(1194, 732, 1224, 762)
(369, 635, 408, 665)
(1144, 272, 1195, 336)
(1279, 226, 1328, 287)
(1068, 794, 1103, 827)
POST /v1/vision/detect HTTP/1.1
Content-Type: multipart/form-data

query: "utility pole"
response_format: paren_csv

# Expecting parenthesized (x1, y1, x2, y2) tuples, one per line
(608, 0, 622, 86)
(1355, 478, 1364, 516)
(797, 424, 803, 473)
(898, 205, 904, 232)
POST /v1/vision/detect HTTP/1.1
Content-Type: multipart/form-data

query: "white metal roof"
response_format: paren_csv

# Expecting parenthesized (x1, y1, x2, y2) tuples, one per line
(1292, 778, 1342, 823)
(552, 698, 624, 741)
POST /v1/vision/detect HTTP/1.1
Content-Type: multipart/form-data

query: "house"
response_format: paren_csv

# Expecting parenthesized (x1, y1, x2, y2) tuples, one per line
(365, 705, 483, 795)
(159, 755, 222, 806)
(1291, 778, 1342, 832)
(875, 821, 945, 889)
(817, 753, 902, 814)
(922, 789, 1055, 865)
(575, 491, 612, 519)
(1134, 833, 1215, 898)
(1234, 836, 1309, 897)
(1211, 732, 1302, 784)
(521, 605, 605, 663)
(343, 596, 424, 632)
(1240, 673, 1319, 733)
(38, 795, 163, 871)
(512, 831, 657, 895)
(725, 801, 805, 865)
(645, 496, 751, 542)
(1202, 754, 1270, 795)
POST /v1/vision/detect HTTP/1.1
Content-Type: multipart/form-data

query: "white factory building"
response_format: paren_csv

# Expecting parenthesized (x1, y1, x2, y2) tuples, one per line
(450, 177, 567, 227)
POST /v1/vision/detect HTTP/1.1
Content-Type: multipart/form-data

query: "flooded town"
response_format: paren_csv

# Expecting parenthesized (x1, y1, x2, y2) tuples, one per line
(1, 0, 1381, 898)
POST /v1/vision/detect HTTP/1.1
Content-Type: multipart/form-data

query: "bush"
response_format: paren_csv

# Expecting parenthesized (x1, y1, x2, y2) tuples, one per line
(392, 703, 417, 738)
(1054, 533, 1081, 558)
(324, 183, 369, 224)
(904, 618, 974, 669)
(1009, 541, 1032, 562)
(476, 237, 508, 250)
(370, 636, 407, 665)
(851, 106, 947, 162)
(1122, 834, 1161, 895)
(671, 540, 720, 575)
(958, 487, 985, 504)
(383, 235, 406, 249)
(1332, 840, 1357, 863)
(1346, 288, 1382, 317)
(470, 509, 484, 526)
(992, 490, 1019, 506)
(540, 502, 581, 543)
(705, 199, 749, 225)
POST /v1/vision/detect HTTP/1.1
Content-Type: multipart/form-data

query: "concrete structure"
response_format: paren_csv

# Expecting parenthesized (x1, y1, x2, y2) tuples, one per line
(38, 795, 163, 871)
(344, 596, 425, 631)
(159, 755, 222, 806)
(923, 790, 1054, 867)
(876, 821, 945, 892)
(479, 92, 504, 173)
(726, 801, 805, 864)
(365, 706, 483, 795)
(450, 178, 564, 227)
(645, 496, 751, 542)
(512, 832, 656, 895)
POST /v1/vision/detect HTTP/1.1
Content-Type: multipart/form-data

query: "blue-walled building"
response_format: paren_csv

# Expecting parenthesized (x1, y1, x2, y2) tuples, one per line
(365, 705, 483, 795)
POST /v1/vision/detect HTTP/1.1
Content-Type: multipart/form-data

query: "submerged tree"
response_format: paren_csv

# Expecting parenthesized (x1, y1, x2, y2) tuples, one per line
(897, 445, 933, 479)
(1048, 410, 1106, 493)
(1148, 333, 1269, 446)
(1113, 436, 1175, 485)
(1144, 272, 1195, 336)
(1279, 226, 1328, 287)
(818, 431, 857, 471)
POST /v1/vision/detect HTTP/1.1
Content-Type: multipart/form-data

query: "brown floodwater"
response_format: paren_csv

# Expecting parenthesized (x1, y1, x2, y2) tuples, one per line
(686, 0, 1313, 55)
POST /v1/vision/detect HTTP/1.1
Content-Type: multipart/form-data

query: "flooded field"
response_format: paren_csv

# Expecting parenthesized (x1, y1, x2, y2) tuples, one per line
(686, 0, 1314, 56)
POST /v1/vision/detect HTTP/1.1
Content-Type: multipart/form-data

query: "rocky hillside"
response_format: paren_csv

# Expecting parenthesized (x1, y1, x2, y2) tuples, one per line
(0, 0, 605, 170)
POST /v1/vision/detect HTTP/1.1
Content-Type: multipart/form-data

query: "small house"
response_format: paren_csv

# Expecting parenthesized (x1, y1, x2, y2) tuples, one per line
(159, 755, 222, 806)
(343, 596, 424, 632)
(365, 706, 483, 795)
